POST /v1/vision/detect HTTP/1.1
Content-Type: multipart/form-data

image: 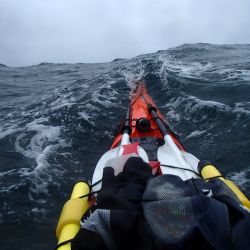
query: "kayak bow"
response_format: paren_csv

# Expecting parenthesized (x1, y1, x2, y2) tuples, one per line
(92, 82, 200, 187)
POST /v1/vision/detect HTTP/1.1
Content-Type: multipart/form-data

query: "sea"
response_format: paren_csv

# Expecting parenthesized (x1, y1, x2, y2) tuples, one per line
(0, 43, 250, 250)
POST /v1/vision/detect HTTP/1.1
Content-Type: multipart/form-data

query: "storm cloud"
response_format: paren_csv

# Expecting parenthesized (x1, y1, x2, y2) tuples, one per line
(1, 0, 250, 66)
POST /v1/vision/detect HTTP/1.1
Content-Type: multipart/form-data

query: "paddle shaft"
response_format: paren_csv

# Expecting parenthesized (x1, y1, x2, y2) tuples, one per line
(121, 107, 132, 145)
(148, 104, 192, 168)
(147, 104, 168, 136)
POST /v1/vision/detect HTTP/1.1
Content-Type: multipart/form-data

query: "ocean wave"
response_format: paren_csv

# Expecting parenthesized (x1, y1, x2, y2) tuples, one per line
(0, 125, 22, 140)
(166, 95, 250, 123)
(159, 54, 213, 79)
(0, 43, 250, 249)
(208, 68, 250, 81)
(7, 117, 69, 196)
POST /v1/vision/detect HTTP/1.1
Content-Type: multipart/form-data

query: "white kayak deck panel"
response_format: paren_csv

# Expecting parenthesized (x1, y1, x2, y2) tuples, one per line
(92, 140, 200, 192)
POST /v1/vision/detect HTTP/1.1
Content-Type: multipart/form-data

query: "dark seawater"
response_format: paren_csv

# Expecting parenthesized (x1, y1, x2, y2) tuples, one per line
(0, 43, 250, 250)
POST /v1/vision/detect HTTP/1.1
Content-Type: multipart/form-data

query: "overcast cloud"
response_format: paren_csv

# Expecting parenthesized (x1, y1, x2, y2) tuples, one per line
(0, 0, 250, 66)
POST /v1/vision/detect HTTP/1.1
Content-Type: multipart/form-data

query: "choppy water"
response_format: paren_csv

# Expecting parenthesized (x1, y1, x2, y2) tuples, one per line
(1, 43, 250, 250)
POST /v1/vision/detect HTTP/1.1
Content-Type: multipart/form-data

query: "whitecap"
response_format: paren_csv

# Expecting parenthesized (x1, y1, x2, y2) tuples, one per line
(167, 95, 250, 121)
(159, 54, 213, 79)
(9, 117, 70, 196)
(15, 118, 61, 161)
(214, 68, 250, 81)
(186, 130, 207, 139)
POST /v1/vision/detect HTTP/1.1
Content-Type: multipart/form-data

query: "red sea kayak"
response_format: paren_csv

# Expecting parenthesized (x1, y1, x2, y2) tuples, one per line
(55, 81, 250, 250)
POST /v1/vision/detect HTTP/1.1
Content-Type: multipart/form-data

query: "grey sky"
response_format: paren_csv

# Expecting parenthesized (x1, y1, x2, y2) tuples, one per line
(0, 0, 250, 66)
